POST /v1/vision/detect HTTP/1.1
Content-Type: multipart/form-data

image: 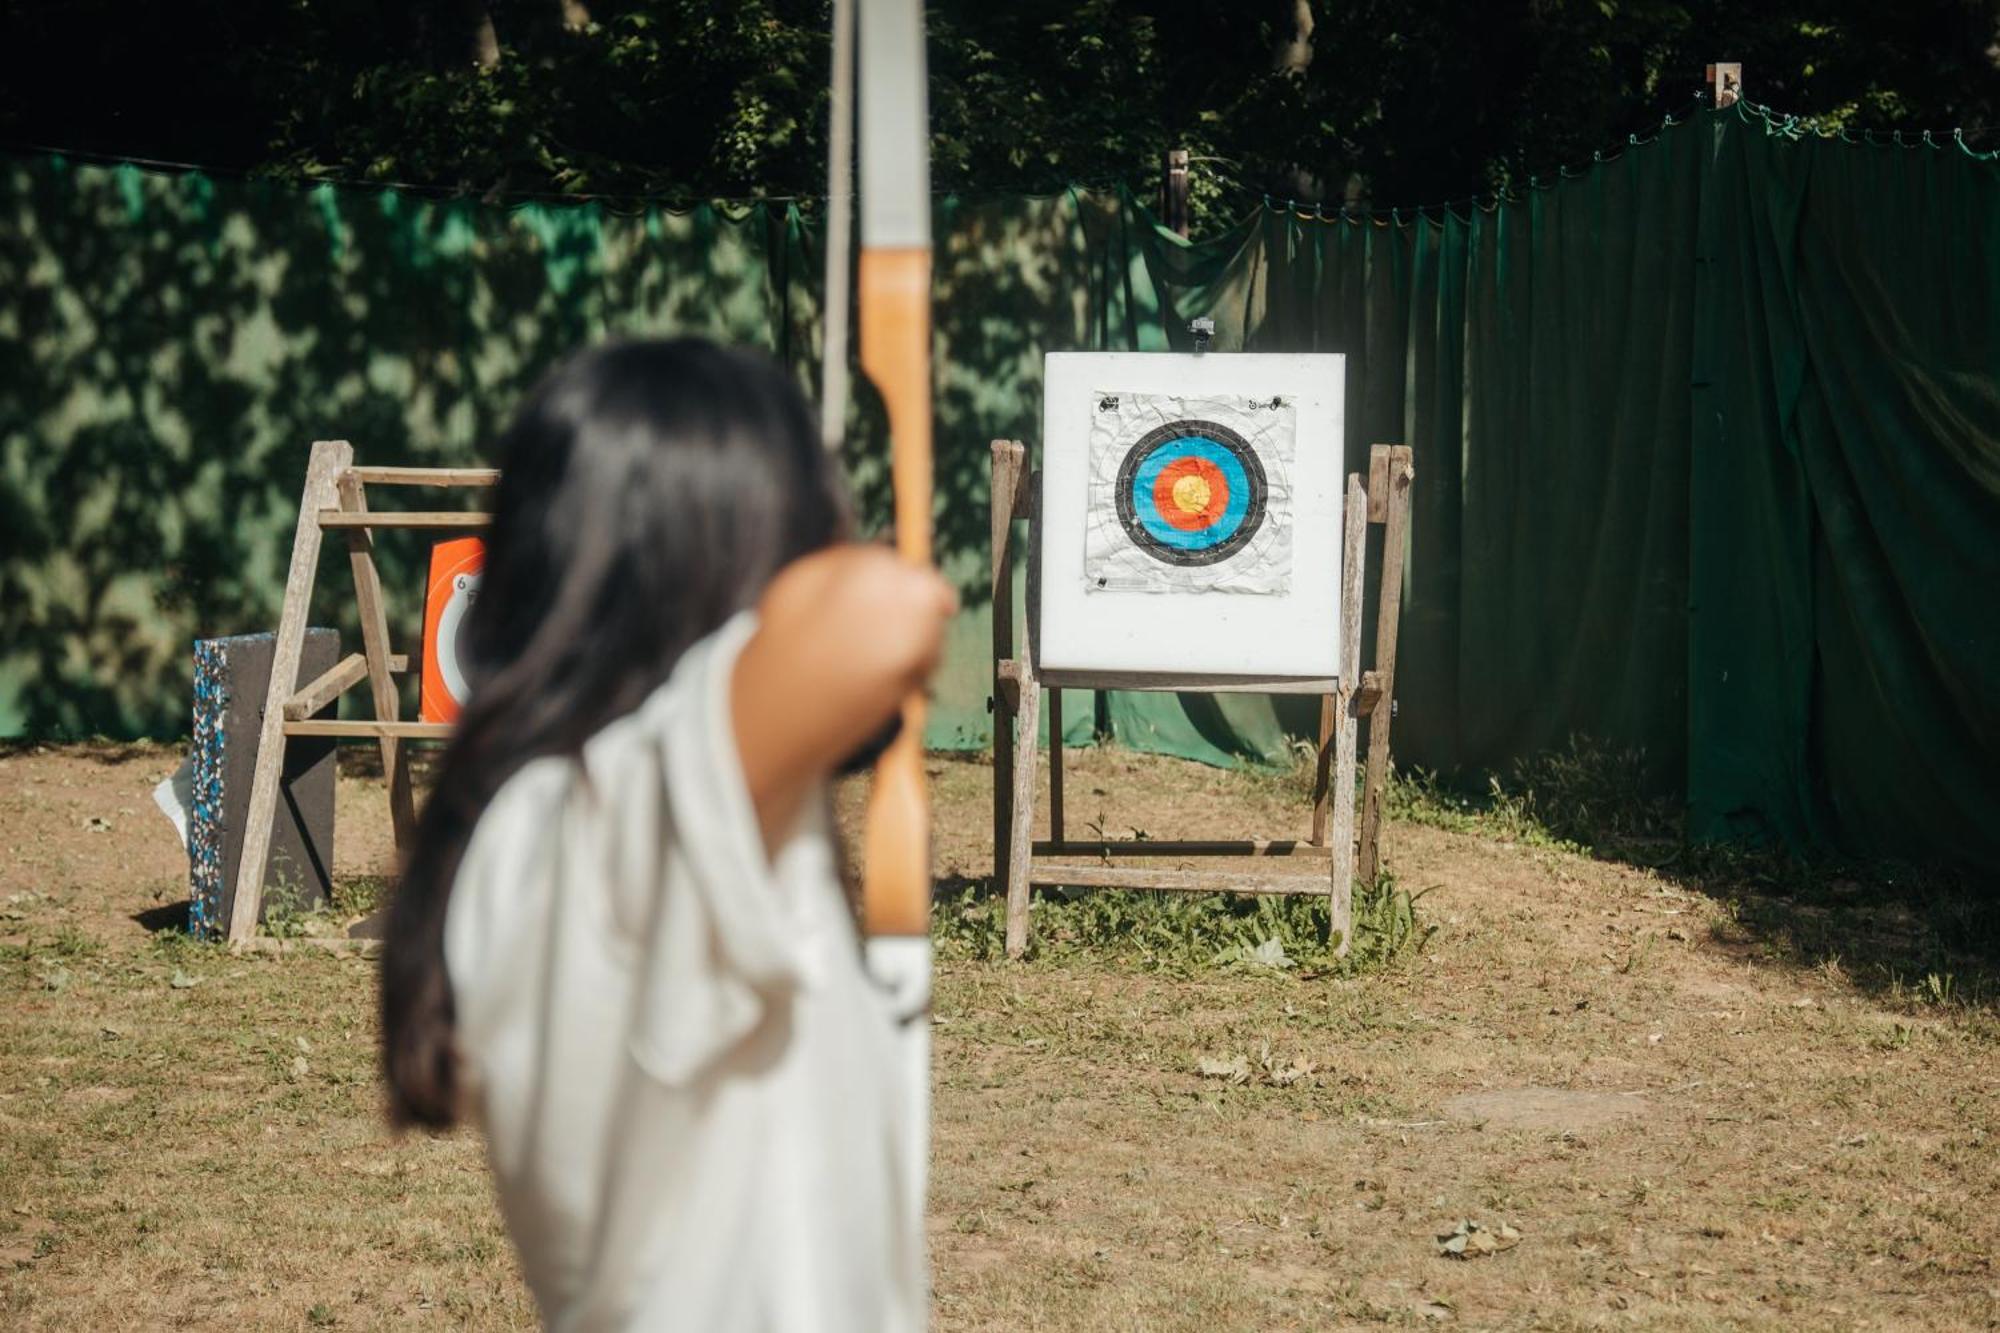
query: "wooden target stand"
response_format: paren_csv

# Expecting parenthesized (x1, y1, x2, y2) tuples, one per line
(990, 439, 1414, 960)
(227, 439, 493, 945)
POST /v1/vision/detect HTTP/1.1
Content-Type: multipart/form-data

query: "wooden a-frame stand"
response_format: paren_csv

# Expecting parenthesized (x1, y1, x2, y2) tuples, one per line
(226, 439, 494, 945)
(990, 439, 1414, 960)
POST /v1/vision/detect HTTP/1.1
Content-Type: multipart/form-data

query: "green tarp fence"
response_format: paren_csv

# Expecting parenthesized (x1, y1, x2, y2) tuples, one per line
(3, 102, 1997, 869)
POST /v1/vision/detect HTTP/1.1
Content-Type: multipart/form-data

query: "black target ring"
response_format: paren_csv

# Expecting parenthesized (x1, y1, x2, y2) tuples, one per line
(1113, 418, 1268, 568)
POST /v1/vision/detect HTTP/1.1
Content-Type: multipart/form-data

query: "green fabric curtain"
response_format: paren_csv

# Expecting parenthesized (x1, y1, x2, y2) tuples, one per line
(1229, 120, 1702, 787)
(1691, 111, 2000, 866)
(3, 104, 1997, 869)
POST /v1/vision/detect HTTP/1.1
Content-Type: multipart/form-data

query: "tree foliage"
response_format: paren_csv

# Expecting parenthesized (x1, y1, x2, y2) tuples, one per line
(3, 0, 1997, 223)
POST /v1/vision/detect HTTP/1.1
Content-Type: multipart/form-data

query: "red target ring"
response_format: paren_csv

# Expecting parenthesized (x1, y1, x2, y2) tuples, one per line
(1150, 456, 1232, 531)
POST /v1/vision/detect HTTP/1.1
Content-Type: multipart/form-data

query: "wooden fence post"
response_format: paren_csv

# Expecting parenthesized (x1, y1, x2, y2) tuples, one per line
(1705, 61, 1742, 107)
(228, 440, 352, 942)
(990, 440, 1025, 895)
(1162, 148, 1190, 239)
(1326, 473, 1369, 955)
(1357, 445, 1414, 882)
(1003, 466, 1041, 960)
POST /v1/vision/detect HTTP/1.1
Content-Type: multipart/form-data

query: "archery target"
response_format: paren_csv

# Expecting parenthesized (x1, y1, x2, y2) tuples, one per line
(1041, 352, 1344, 681)
(1117, 420, 1266, 565)
(1087, 394, 1293, 593)
(420, 537, 484, 724)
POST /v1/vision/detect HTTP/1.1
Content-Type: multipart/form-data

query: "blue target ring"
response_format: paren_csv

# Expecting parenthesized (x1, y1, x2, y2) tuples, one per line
(1114, 419, 1268, 567)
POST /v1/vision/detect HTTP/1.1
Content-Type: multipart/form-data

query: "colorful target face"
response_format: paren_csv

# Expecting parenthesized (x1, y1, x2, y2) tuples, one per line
(1114, 420, 1268, 567)
(1084, 390, 1296, 596)
(420, 537, 485, 725)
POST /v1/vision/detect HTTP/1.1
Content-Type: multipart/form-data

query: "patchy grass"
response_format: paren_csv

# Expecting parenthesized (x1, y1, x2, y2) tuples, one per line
(3, 741, 1999, 1330)
(0, 924, 522, 1328)
(1388, 738, 2000, 1015)
(934, 871, 1431, 974)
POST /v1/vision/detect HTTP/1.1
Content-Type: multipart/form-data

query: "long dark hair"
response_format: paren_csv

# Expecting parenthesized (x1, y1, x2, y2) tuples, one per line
(381, 338, 847, 1130)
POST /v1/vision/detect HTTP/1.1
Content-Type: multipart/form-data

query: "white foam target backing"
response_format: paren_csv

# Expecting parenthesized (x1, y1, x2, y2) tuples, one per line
(1038, 351, 1346, 680)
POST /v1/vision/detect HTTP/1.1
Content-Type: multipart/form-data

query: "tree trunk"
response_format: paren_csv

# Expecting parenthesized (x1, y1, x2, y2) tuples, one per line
(1276, 0, 1314, 77)
(470, 5, 500, 68)
(1276, 1, 1320, 203)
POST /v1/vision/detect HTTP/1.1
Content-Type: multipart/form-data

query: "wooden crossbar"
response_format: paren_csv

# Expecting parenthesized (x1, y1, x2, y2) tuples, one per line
(990, 438, 1415, 960)
(346, 466, 500, 487)
(236, 936, 383, 957)
(282, 719, 454, 740)
(1030, 863, 1330, 896)
(1036, 668, 1338, 694)
(316, 510, 490, 529)
(1032, 839, 1332, 859)
(229, 443, 491, 943)
(283, 652, 411, 721)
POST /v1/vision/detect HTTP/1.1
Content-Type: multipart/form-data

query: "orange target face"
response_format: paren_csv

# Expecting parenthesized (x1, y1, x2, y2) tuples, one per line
(420, 537, 484, 725)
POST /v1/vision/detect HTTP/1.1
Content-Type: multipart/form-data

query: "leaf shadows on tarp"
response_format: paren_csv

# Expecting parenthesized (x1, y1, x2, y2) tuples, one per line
(4, 101, 1998, 873)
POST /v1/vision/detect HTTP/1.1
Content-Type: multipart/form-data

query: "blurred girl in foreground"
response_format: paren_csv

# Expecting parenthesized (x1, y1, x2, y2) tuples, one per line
(379, 339, 951, 1331)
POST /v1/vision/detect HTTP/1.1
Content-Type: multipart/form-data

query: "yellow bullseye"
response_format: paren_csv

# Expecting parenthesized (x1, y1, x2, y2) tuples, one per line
(1170, 473, 1212, 515)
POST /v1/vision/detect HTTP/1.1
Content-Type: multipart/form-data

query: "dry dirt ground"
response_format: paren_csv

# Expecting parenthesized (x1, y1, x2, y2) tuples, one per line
(1, 740, 1996, 1331)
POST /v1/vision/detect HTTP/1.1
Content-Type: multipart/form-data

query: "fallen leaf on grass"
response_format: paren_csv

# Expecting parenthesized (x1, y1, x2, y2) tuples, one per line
(1267, 1056, 1317, 1087)
(1244, 937, 1293, 969)
(1439, 1230, 1486, 1257)
(1437, 1219, 1521, 1259)
(1195, 1045, 1319, 1088)
(1197, 1054, 1251, 1084)
(1255, 1041, 1317, 1086)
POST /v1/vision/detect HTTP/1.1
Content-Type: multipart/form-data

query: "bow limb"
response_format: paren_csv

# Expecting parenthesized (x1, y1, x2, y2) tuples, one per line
(856, 0, 933, 970)
(856, 236, 933, 939)
(854, 0, 933, 1320)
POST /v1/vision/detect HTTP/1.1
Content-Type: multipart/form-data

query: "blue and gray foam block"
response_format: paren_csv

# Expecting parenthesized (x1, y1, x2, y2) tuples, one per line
(187, 630, 339, 937)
